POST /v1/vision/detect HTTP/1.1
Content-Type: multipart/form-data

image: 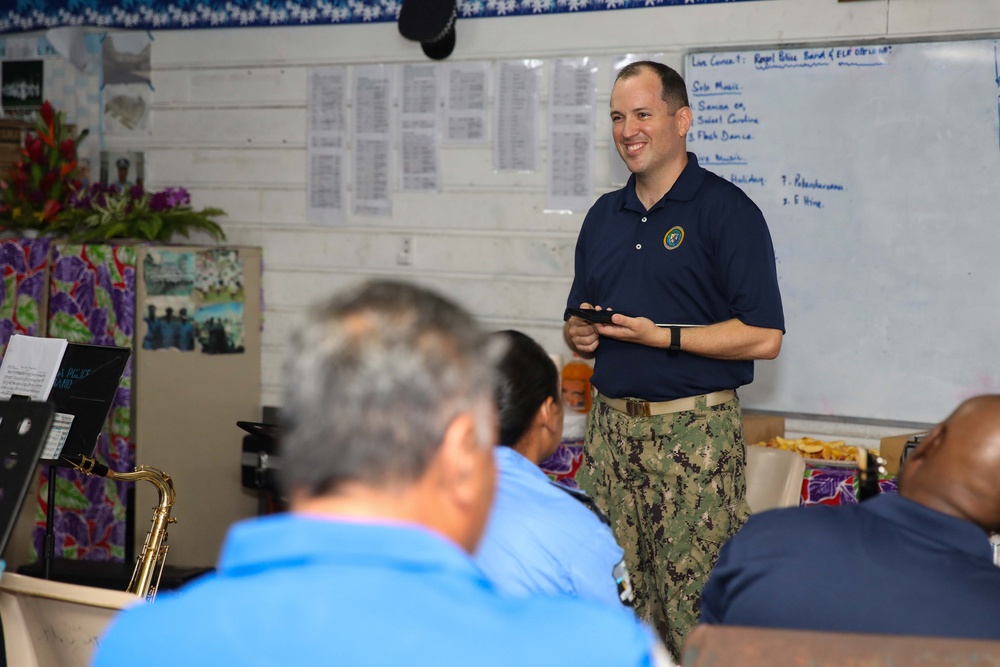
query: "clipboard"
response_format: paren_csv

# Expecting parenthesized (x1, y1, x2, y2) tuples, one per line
(0, 401, 55, 556)
(44, 343, 130, 464)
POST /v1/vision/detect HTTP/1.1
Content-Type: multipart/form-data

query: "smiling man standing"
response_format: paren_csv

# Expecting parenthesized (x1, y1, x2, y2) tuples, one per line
(563, 60, 785, 658)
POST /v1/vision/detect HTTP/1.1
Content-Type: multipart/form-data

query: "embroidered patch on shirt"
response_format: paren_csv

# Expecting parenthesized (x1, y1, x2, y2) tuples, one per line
(663, 226, 685, 250)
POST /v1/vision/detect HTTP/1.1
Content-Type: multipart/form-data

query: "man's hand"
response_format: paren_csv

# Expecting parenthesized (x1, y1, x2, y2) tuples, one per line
(563, 303, 603, 357)
(594, 313, 665, 348)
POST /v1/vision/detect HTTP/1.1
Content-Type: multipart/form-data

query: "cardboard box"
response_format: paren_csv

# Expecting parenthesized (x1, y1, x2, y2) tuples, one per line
(878, 431, 927, 476)
(743, 411, 921, 477)
(742, 412, 785, 445)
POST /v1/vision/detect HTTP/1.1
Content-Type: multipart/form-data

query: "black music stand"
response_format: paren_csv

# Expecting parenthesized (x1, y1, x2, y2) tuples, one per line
(0, 401, 55, 567)
(38, 343, 130, 580)
(43, 343, 130, 466)
(237, 420, 285, 515)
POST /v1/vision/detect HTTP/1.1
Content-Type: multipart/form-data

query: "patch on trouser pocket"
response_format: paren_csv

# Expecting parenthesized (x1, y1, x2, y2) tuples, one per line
(614, 556, 636, 607)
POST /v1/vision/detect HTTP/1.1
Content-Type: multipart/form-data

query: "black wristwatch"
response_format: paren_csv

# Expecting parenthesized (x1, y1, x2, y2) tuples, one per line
(669, 326, 681, 352)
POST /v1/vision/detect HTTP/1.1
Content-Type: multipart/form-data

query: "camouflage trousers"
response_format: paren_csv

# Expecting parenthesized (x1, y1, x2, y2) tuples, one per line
(576, 392, 750, 660)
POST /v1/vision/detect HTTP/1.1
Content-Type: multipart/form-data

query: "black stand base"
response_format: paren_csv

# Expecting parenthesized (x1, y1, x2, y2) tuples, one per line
(17, 559, 213, 592)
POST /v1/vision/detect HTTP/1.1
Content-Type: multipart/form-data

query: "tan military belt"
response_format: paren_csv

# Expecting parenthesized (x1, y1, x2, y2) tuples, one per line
(599, 390, 735, 417)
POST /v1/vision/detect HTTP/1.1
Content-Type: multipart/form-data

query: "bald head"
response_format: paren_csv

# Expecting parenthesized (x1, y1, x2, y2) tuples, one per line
(898, 395, 1000, 534)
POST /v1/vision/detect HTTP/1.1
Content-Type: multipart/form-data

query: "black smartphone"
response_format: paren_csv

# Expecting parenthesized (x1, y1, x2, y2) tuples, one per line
(567, 307, 623, 324)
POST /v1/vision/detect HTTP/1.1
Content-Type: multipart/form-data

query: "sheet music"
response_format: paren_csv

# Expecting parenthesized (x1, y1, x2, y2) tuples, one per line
(0, 335, 67, 401)
(41, 413, 74, 459)
(0, 335, 72, 458)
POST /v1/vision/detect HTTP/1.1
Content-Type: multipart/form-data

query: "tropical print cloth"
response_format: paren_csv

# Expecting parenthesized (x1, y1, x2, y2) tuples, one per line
(0, 239, 135, 563)
(540, 442, 585, 489)
(801, 464, 898, 507)
(35, 243, 136, 561)
(0, 238, 50, 343)
(2, 0, 758, 34)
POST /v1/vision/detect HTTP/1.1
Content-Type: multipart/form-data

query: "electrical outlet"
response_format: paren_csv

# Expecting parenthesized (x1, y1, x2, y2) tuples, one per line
(396, 236, 413, 266)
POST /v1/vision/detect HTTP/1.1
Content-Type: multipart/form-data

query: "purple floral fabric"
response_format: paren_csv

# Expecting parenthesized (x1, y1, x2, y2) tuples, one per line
(540, 443, 585, 490)
(0, 238, 51, 353)
(28, 242, 137, 562)
(801, 465, 898, 506)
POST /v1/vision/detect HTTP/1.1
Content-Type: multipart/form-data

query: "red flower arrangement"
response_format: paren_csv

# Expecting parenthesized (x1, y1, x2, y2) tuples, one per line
(0, 101, 226, 242)
(0, 100, 88, 230)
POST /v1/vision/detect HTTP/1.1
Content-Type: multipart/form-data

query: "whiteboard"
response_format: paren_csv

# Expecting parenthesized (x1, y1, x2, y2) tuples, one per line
(684, 39, 1000, 423)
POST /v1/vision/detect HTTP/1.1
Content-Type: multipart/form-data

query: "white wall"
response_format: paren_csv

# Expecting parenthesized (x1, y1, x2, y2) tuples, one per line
(117, 0, 1000, 412)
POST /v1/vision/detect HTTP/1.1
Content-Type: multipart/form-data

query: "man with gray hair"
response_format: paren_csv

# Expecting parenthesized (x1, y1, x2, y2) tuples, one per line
(95, 279, 669, 667)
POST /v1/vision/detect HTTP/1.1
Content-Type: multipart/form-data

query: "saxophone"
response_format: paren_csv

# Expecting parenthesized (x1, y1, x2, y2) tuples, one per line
(72, 454, 176, 601)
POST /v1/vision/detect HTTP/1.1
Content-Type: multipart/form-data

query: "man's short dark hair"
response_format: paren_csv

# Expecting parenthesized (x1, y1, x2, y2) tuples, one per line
(616, 60, 690, 112)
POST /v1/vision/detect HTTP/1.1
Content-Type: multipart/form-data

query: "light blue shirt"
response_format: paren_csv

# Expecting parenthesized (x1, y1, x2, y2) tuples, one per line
(476, 446, 629, 609)
(94, 513, 659, 667)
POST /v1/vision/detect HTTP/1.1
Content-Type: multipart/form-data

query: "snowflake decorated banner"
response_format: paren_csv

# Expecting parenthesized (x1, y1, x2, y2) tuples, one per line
(3, 0, 758, 34)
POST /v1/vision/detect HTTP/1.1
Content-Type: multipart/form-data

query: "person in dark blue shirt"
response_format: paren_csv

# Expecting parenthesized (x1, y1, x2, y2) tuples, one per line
(563, 60, 784, 657)
(141, 304, 162, 350)
(701, 394, 1000, 640)
(176, 308, 195, 351)
(159, 307, 180, 349)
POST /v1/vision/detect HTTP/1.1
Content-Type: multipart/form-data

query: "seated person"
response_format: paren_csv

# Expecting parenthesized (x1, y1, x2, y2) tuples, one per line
(700, 394, 1000, 640)
(94, 281, 669, 667)
(475, 330, 634, 609)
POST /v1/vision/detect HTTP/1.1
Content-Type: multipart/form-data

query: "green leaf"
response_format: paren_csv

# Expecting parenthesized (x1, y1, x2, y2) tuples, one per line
(34, 493, 46, 521)
(96, 286, 112, 314)
(104, 477, 120, 504)
(59, 242, 84, 257)
(87, 244, 112, 266)
(55, 476, 91, 510)
(114, 327, 131, 348)
(0, 274, 17, 319)
(15, 294, 39, 328)
(102, 222, 126, 240)
(49, 310, 93, 342)
(118, 245, 137, 267)
(149, 214, 164, 240)
(112, 406, 131, 438)
(135, 218, 152, 240)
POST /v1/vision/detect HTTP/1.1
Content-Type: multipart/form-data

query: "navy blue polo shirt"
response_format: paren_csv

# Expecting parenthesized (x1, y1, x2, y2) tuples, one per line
(700, 493, 1000, 639)
(565, 153, 784, 402)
